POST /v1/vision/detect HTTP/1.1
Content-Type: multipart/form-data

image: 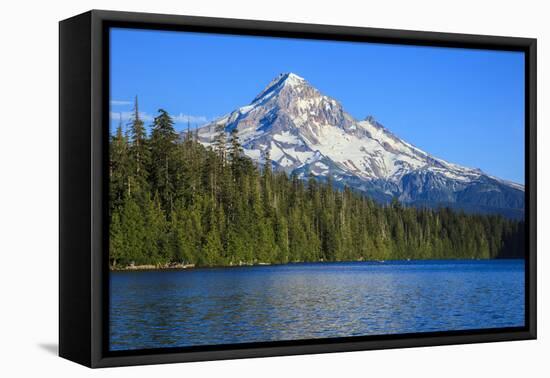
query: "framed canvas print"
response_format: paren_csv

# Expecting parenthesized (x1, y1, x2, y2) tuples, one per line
(59, 10, 536, 368)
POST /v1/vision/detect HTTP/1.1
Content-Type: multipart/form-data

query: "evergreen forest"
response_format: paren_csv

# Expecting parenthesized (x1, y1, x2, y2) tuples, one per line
(109, 100, 525, 269)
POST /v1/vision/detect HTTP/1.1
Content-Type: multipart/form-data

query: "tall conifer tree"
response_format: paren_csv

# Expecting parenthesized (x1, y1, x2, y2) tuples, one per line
(110, 117, 129, 209)
(128, 96, 150, 195)
(150, 109, 178, 212)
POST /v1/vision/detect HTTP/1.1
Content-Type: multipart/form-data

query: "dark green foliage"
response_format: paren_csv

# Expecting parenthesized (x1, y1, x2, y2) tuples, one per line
(109, 108, 525, 268)
(149, 109, 178, 212)
(109, 121, 130, 209)
(127, 96, 150, 197)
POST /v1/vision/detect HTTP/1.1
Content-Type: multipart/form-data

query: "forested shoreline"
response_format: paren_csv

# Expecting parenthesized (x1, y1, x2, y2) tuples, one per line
(109, 99, 525, 269)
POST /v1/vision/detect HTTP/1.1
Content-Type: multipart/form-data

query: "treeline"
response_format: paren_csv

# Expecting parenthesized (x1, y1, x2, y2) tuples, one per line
(109, 99, 525, 268)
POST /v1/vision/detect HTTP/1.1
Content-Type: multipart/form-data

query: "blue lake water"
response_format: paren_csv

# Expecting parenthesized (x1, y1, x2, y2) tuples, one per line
(109, 259, 525, 351)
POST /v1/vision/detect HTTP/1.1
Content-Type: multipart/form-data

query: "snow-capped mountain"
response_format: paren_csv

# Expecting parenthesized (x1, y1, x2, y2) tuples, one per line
(197, 72, 525, 218)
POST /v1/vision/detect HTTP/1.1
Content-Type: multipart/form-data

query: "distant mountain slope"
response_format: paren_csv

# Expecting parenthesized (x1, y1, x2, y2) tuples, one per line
(196, 73, 524, 218)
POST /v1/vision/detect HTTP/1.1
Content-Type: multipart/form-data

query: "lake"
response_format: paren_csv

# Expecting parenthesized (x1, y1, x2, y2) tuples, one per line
(109, 259, 525, 351)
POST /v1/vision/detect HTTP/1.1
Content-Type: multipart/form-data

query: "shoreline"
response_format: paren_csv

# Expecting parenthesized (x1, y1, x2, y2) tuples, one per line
(110, 261, 273, 272)
(110, 263, 196, 272)
(109, 257, 524, 272)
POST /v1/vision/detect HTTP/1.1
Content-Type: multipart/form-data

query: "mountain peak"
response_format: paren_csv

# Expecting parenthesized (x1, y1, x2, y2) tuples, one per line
(252, 72, 308, 103)
(281, 72, 306, 84)
(196, 72, 525, 217)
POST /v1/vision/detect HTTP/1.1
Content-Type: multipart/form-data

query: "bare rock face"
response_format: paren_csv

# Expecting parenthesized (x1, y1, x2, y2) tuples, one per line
(196, 73, 525, 218)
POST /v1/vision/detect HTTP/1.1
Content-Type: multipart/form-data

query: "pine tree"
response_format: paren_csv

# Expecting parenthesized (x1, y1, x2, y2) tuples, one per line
(263, 148, 272, 177)
(229, 127, 244, 179)
(150, 109, 178, 213)
(202, 227, 223, 266)
(229, 128, 243, 160)
(110, 119, 129, 210)
(213, 124, 227, 163)
(119, 196, 146, 265)
(109, 209, 124, 267)
(142, 193, 169, 264)
(127, 96, 150, 195)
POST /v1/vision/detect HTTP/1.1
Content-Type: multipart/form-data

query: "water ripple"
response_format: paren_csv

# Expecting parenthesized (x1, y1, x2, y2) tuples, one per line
(110, 259, 525, 351)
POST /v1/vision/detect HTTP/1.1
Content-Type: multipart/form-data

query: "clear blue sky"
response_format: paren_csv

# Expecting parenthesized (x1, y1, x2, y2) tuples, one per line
(110, 27, 525, 184)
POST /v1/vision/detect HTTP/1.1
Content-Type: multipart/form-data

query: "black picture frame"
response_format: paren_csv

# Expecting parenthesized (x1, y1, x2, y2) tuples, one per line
(59, 9, 537, 368)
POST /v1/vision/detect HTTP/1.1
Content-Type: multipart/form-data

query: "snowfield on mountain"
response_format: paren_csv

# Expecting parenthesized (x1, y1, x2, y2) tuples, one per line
(196, 73, 524, 218)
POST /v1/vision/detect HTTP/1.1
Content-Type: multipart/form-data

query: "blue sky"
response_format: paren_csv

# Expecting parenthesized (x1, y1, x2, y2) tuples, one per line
(110, 28, 525, 184)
